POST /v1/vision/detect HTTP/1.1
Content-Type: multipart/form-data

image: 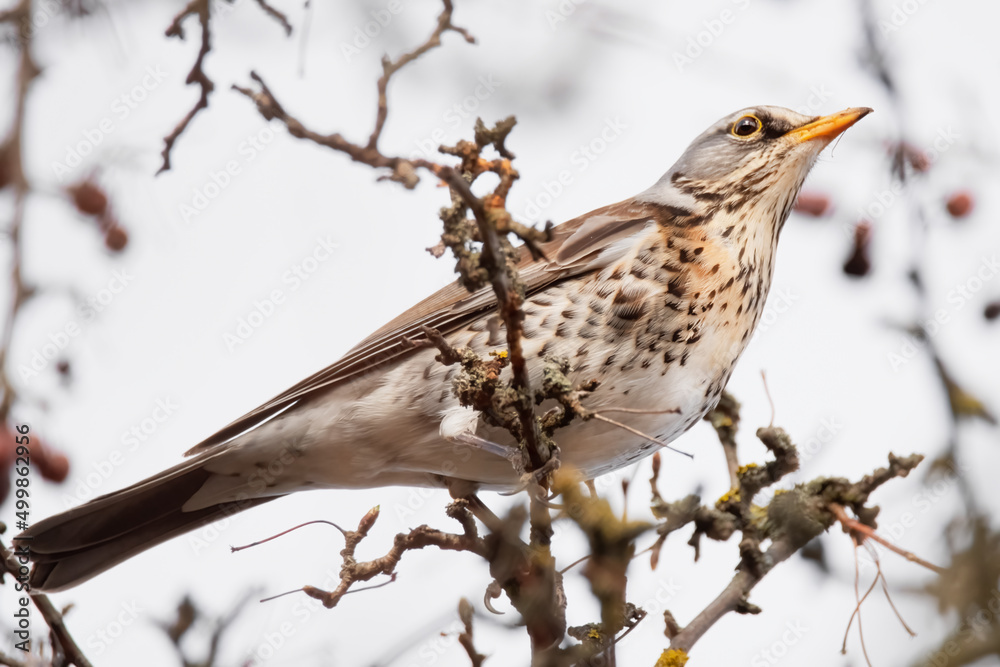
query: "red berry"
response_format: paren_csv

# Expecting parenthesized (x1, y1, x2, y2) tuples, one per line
(105, 225, 128, 251)
(902, 142, 930, 173)
(946, 191, 974, 219)
(793, 192, 832, 217)
(42, 452, 70, 483)
(68, 180, 108, 216)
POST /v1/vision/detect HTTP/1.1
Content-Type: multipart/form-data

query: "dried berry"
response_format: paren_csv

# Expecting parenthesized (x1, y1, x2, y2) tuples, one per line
(843, 221, 872, 277)
(985, 301, 1000, 321)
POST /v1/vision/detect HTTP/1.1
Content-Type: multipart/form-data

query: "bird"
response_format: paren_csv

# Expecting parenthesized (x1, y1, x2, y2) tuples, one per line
(18, 105, 872, 591)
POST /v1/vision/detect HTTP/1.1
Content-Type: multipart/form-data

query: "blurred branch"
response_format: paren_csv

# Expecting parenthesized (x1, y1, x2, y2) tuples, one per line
(0, 650, 27, 667)
(859, 4, 999, 661)
(367, 0, 473, 151)
(457, 598, 486, 667)
(158, 0, 214, 174)
(0, 536, 93, 667)
(0, 0, 39, 424)
(157, 592, 256, 667)
(158, 0, 295, 173)
(252, 0, 292, 35)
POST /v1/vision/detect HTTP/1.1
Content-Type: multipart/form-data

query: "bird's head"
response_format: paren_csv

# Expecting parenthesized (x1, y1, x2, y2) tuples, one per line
(642, 105, 872, 232)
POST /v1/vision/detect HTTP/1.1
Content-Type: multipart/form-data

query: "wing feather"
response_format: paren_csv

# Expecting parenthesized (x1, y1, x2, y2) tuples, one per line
(186, 199, 669, 455)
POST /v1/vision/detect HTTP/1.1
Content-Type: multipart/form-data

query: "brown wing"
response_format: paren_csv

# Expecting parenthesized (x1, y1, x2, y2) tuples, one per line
(185, 198, 672, 455)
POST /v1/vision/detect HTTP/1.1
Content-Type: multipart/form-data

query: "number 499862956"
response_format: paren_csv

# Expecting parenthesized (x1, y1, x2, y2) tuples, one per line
(14, 424, 30, 529)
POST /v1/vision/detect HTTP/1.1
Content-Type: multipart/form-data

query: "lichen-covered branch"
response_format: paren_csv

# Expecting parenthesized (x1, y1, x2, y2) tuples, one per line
(665, 439, 924, 656)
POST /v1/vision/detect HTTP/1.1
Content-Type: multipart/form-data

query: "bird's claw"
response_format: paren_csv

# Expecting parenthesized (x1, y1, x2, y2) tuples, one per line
(484, 579, 504, 615)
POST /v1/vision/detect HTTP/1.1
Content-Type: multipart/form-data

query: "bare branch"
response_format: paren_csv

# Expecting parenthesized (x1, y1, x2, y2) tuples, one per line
(0, 538, 93, 667)
(457, 598, 486, 667)
(158, 0, 214, 174)
(367, 0, 474, 151)
(253, 0, 292, 35)
(294, 502, 485, 609)
(828, 503, 945, 574)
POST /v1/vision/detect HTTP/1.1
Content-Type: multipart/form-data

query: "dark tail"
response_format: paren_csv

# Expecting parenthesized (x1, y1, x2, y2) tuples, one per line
(17, 455, 279, 592)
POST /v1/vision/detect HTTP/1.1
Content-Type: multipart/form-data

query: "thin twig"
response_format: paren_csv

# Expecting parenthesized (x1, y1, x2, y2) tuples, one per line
(158, 0, 213, 174)
(591, 413, 692, 458)
(253, 0, 292, 35)
(230, 519, 347, 552)
(828, 503, 945, 574)
(158, 0, 295, 173)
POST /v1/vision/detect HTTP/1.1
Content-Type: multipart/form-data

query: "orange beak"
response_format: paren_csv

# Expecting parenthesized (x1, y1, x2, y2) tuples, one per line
(787, 107, 873, 144)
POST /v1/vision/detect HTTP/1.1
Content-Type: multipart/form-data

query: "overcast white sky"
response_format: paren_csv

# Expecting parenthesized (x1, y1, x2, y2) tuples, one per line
(2, 0, 999, 665)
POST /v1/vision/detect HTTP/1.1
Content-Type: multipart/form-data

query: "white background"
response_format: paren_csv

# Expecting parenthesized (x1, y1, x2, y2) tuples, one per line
(1, 0, 999, 665)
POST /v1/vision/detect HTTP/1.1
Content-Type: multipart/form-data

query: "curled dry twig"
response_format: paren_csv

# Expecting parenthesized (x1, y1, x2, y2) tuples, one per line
(158, 0, 296, 173)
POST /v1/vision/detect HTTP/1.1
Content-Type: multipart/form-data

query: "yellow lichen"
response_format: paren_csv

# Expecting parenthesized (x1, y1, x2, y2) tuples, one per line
(655, 648, 689, 667)
(717, 488, 740, 505)
(490, 349, 508, 359)
(587, 628, 602, 640)
(737, 463, 758, 475)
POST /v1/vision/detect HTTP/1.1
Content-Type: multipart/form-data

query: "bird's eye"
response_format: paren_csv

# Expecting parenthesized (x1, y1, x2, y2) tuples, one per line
(732, 115, 762, 138)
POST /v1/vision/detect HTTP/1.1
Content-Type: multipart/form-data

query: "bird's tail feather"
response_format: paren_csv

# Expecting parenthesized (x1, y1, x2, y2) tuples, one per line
(18, 453, 279, 592)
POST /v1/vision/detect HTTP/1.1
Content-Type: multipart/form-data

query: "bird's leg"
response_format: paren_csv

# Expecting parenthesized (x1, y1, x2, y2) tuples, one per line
(465, 494, 505, 534)
(448, 432, 522, 464)
(498, 449, 562, 500)
(440, 407, 523, 466)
